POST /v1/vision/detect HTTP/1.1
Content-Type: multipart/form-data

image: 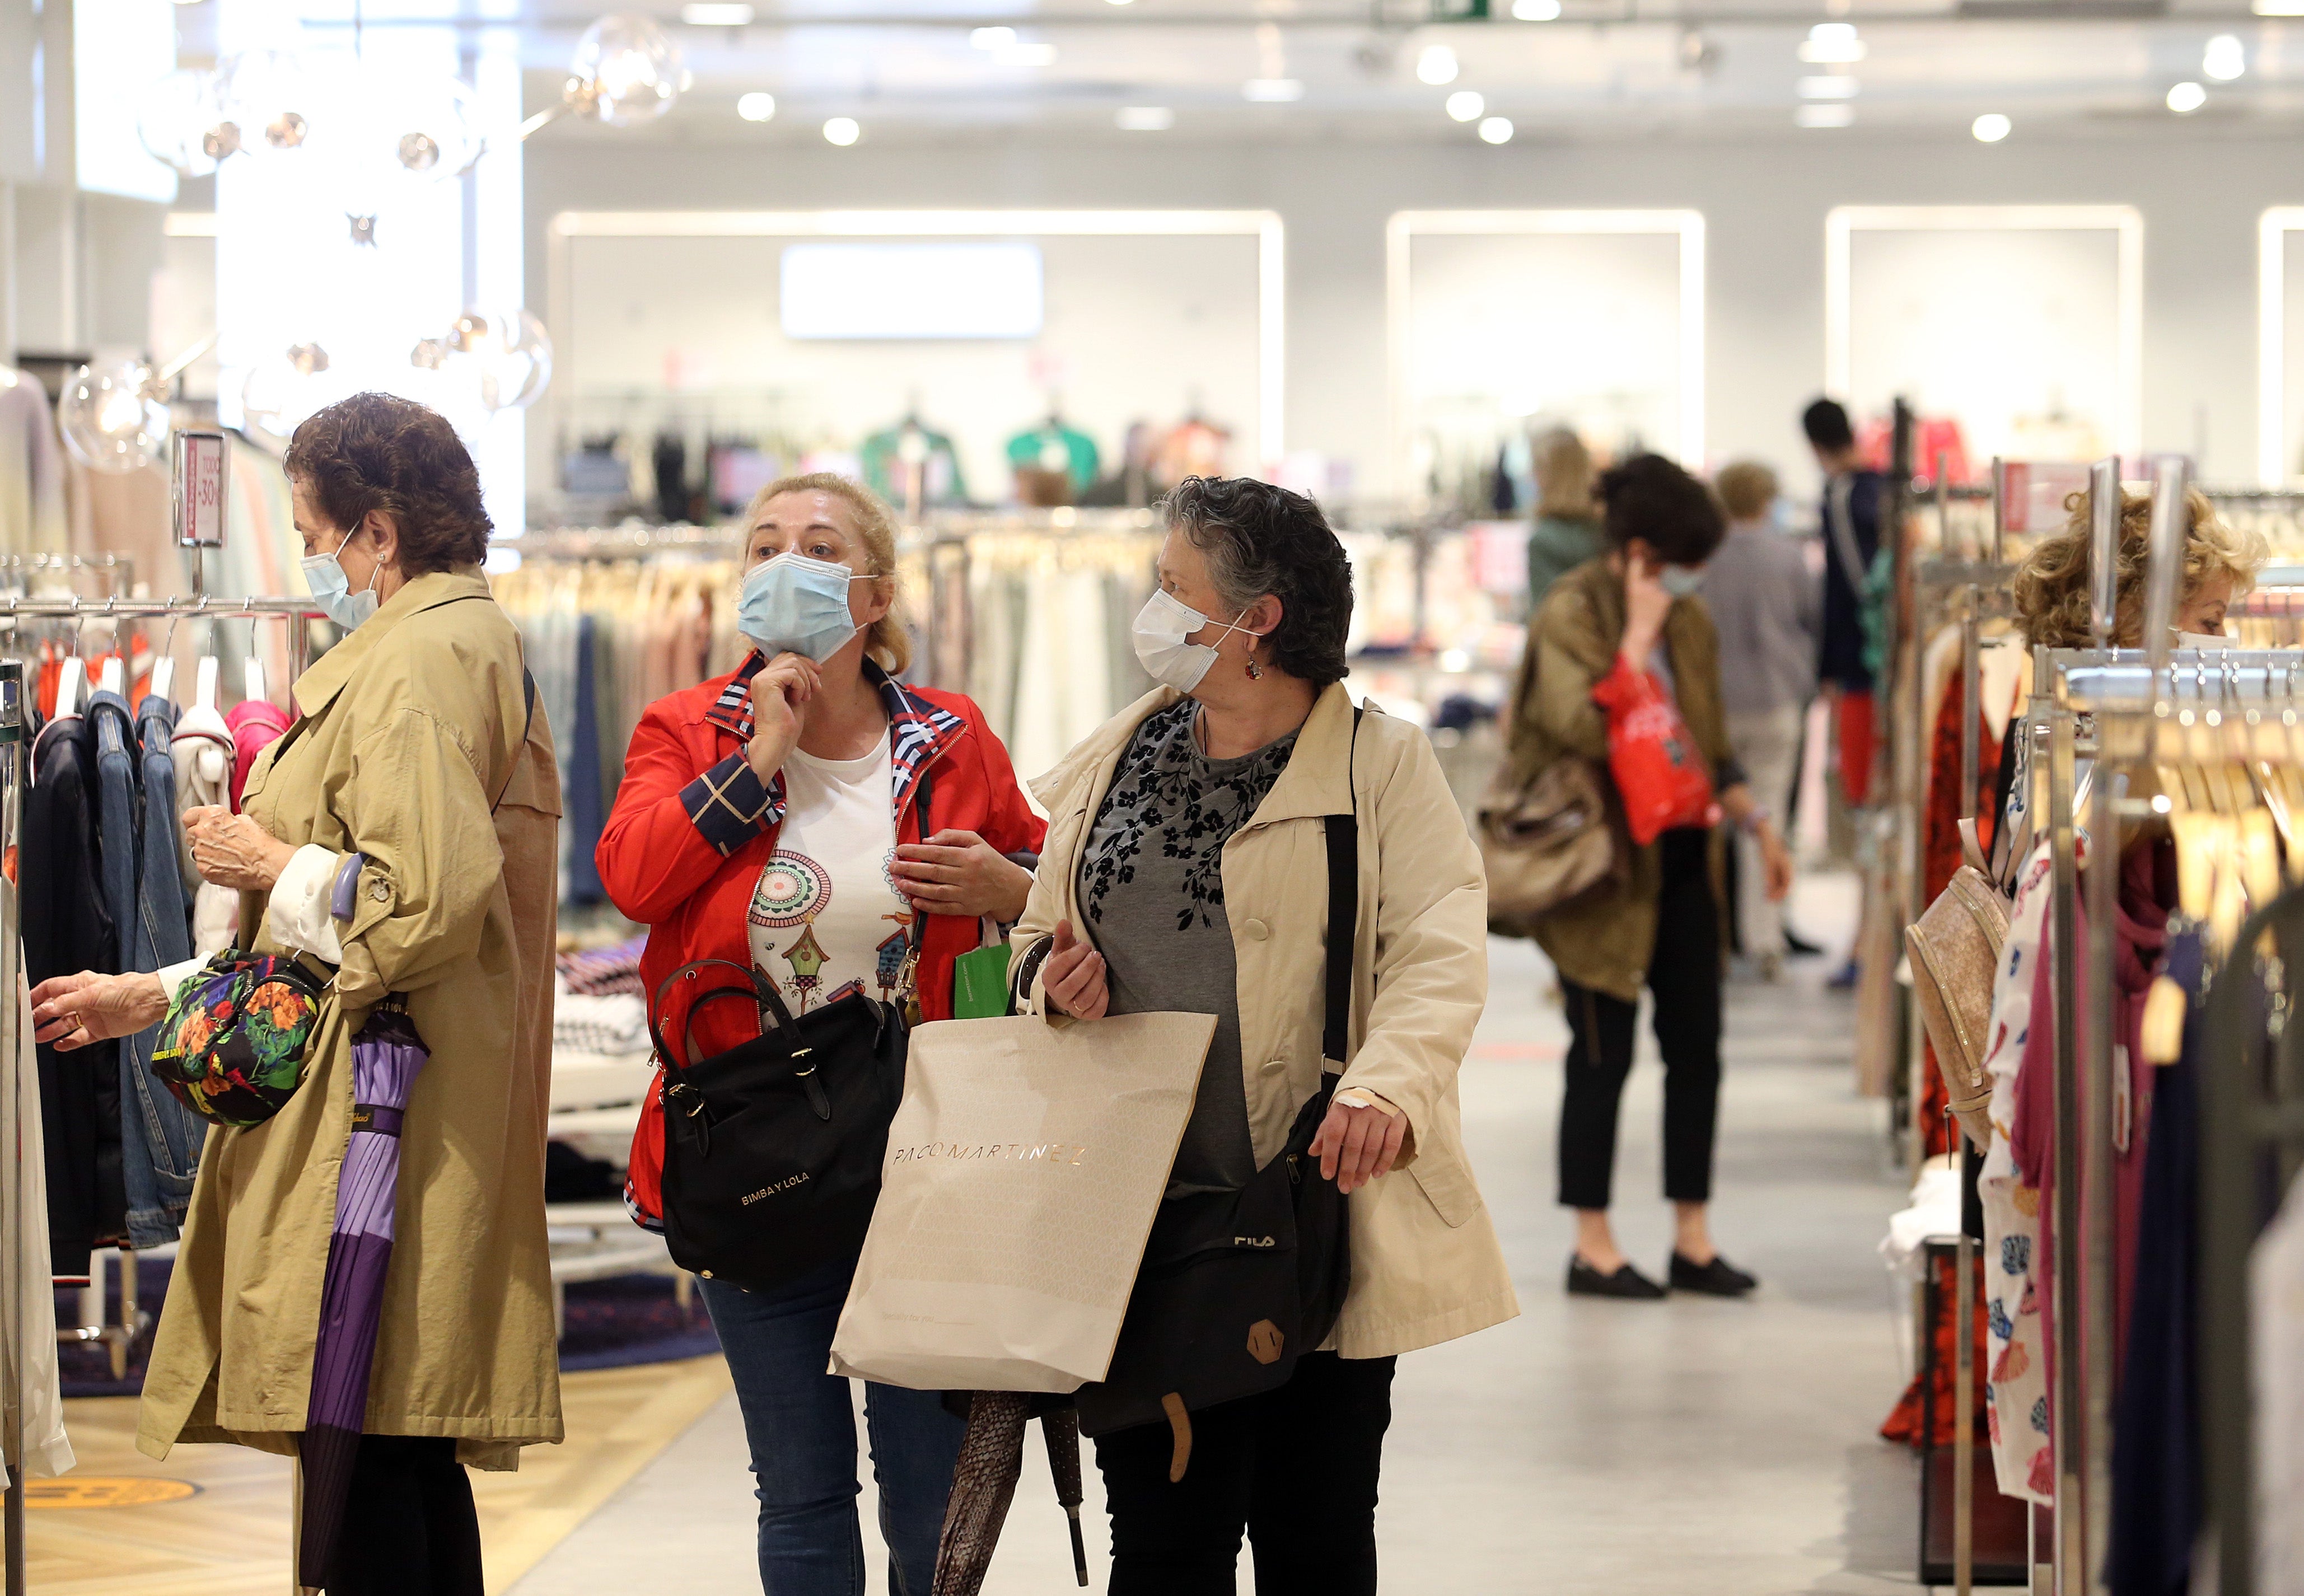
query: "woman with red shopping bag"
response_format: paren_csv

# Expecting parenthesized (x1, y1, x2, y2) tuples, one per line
(1504, 453, 1793, 1300)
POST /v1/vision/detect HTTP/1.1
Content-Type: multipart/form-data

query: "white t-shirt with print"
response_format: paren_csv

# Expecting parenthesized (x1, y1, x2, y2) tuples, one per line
(747, 732, 913, 1015)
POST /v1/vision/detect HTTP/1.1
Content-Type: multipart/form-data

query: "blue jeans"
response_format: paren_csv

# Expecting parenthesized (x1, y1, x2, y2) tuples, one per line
(700, 1256, 965, 1596)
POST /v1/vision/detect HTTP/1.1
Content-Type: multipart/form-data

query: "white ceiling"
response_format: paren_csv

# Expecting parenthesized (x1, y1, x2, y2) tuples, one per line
(172, 1, 2304, 142)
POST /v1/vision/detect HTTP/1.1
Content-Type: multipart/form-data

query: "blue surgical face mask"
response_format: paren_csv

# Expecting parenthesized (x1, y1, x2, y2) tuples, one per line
(1660, 564, 1706, 599)
(739, 551, 875, 662)
(301, 528, 380, 631)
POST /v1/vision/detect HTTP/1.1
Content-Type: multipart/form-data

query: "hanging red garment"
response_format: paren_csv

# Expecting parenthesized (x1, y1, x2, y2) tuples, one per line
(1916, 668, 2004, 1160)
(1880, 1248, 1990, 1448)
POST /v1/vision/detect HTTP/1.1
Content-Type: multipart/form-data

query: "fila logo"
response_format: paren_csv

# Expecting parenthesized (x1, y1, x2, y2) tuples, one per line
(1233, 1235, 1277, 1248)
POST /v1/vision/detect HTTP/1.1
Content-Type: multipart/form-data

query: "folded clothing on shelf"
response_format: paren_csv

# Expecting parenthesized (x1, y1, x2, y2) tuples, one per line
(557, 934, 646, 998)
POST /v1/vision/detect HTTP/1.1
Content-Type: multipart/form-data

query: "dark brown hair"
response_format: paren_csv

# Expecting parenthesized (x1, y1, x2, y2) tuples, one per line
(283, 392, 492, 574)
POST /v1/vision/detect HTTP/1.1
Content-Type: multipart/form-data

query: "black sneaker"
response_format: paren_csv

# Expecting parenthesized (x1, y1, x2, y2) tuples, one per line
(1566, 1255, 1667, 1299)
(1784, 928, 1825, 957)
(1670, 1252, 1759, 1297)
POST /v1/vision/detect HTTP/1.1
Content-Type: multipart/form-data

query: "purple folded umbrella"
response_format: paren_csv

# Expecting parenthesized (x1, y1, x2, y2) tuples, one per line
(296, 1000, 428, 1592)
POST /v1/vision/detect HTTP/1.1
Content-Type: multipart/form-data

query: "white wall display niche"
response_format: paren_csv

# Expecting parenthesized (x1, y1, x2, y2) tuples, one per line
(1385, 209, 1706, 509)
(1825, 205, 2143, 472)
(2256, 207, 2304, 486)
(542, 210, 1284, 516)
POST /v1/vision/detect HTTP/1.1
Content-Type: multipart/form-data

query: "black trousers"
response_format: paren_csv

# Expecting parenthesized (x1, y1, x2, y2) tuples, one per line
(1094, 1351, 1396, 1596)
(324, 1435, 483, 1596)
(1557, 827, 1724, 1211)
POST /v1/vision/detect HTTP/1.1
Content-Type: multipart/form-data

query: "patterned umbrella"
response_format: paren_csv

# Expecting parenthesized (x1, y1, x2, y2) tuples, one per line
(932, 1394, 1088, 1596)
(296, 1001, 429, 1593)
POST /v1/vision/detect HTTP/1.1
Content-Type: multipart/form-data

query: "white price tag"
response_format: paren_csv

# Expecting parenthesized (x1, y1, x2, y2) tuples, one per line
(173, 430, 228, 549)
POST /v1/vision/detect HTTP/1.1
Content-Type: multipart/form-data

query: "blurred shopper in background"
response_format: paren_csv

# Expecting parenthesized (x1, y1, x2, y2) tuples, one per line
(1801, 397, 1884, 988)
(1511, 455, 1791, 1301)
(1701, 461, 1817, 981)
(1523, 427, 1603, 612)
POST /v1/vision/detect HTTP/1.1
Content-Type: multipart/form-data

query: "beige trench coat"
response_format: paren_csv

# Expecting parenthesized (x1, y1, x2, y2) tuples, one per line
(137, 568, 564, 1471)
(1011, 683, 1519, 1359)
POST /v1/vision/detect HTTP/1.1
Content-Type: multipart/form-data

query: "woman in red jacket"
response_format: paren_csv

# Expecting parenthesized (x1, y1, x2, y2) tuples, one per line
(597, 472, 1044, 1596)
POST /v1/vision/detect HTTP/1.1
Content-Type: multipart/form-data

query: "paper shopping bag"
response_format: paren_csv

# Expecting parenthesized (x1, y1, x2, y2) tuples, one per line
(828, 1009, 1217, 1393)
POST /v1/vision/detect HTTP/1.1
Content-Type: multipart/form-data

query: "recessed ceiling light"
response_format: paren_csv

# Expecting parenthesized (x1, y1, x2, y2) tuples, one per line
(1416, 45, 1460, 85)
(1797, 76, 1859, 99)
(822, 116, 861, 144)
(1446, 90, 1485, 121)
(2255, 0, 2304, 14)
(1798, 23, 1866, 64)
(969, 26, 1016, 48)
(992, 40, 1057, 65)
(1244, 78, 1305, 102)
(2204, 34, 2247, 80)
(1512, 0, 1563, 17)
(1972, 111, 2011, 142)
(1477, 115, 1513, 143)
(680, 2, 754, 23)
(1796, 104, 1855, 128)
(737, 92, 776, 122)
(2167, 79, 2208, 113)
(1116, 105, 1174, 130)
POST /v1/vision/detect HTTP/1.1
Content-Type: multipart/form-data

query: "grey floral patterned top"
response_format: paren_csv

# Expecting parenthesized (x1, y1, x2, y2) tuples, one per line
(1080, 699, 1299, 1196)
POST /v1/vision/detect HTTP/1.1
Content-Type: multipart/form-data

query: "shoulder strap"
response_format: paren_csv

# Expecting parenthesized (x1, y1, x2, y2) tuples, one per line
(1320, 704, 1364, 1073)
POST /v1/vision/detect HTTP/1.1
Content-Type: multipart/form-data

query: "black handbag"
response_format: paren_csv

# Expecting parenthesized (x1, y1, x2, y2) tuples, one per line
(649, 756, 938, 1291)
(650, 958, 909, 1291)
(1073, 710, 1362, 1441)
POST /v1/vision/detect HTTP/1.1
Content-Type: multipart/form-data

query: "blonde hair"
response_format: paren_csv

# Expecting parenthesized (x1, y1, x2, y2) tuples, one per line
(2012, 486, 2266, 650)
(1713, 460, 1779, 523)
(1534, 428, 1597, 521)
(741, 472, 912, 676)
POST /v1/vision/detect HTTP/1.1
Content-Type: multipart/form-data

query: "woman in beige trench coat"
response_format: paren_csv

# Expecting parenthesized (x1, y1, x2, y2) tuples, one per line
(1008, 475, 1516, 1596)
(32, 394, 561, 1595)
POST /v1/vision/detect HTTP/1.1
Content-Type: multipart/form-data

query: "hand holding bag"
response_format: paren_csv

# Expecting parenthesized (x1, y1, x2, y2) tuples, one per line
(1591, 656, 1716, 846)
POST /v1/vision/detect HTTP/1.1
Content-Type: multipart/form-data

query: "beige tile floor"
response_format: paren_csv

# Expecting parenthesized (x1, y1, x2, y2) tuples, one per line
(515, 877, 1931, 1595)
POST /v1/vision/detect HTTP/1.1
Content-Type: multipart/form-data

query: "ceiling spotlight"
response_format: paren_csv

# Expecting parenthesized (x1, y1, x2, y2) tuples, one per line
(991, 40, 1058, 65)
(1512, 0, 1563, 16)
(1116, 105, 1174, 130)
(1244, 78, 1306, 102)
(2167, 79, 2208, 113)
(823, 115, 861, 144)
(737, 91, 775, 121)
(1972, 111, 2011, 142)
(1477, 115, 1513, 143)
(1446, 90, 1485, 121)
(1796, 103, 1855, 128)
(1416, 45, 1461, 85)
(969, 26, 1016, 48)
(2204, 34, 2247, 80)
(2255, 0, 2304, 14)
(1797, 76, 1858, 99)
(1798, 23, 1866, 64)
(679, 2, 754, 22)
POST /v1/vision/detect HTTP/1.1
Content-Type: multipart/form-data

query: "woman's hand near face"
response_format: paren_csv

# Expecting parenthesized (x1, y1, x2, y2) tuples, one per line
(746, 653, 821, 782)
(1040, 919, 1108, 1020)
(891, 829, 1034, 921)
(184, 805, 297, 891)
(1619, 553, 1673, 665)
(30, 971, 171, 1050)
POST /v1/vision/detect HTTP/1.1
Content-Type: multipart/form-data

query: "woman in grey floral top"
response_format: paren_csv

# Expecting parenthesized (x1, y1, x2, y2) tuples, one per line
(1009, 477, 1515, 1596)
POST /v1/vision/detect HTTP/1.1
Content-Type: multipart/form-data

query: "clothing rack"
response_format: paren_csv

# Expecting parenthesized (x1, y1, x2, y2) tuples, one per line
(2002, 457, 2304, 1596)
(0, 596, 323, 1596)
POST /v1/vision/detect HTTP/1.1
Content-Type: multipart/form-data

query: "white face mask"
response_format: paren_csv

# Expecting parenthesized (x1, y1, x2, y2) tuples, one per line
(1131, 588, 1260, 694)
(2177, 631, 2233, 650)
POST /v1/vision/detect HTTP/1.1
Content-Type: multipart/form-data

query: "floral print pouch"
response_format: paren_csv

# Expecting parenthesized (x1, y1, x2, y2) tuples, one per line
(149, 952, 331, 1129)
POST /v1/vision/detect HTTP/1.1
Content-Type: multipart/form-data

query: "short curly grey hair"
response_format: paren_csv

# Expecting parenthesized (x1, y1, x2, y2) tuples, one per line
(1162, 475, 1354, 685)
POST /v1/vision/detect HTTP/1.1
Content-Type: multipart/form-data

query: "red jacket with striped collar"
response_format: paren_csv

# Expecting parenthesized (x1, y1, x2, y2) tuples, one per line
(596, 653, 1045, 1228)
